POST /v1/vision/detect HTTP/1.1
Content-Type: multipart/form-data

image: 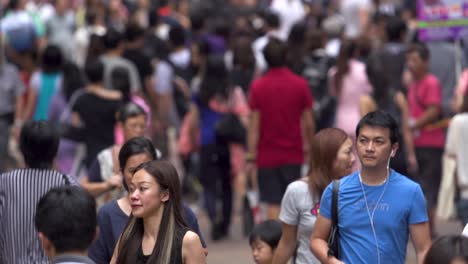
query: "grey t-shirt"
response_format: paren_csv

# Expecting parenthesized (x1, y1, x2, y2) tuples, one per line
(0, 63, 25, 115)
(279, 180, 320, 264)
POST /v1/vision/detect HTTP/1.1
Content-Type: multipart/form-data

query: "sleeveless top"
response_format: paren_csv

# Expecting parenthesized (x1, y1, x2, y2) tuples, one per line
(136, 227, 189, 264)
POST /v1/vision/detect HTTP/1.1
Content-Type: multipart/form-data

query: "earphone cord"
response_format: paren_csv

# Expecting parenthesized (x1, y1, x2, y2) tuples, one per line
(359, 168, 390, 264)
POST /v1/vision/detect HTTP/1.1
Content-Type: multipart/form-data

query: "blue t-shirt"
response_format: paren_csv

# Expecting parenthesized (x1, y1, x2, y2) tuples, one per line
(88, 200, 206, 264)
(320, 170, 428, 264)
(193, 95, 224, 146)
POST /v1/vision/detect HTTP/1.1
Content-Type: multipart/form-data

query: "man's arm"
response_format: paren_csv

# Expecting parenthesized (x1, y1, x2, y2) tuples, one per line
(247, 111, 260, 160)
(412, 105, 440, 130)
(310, 215, 343, 264)
(301, 108, 315, 154)
(410, 222, 431, 264)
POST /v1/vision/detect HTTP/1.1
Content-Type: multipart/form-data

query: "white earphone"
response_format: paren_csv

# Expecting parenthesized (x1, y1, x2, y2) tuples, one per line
(390, 150, 395, 157)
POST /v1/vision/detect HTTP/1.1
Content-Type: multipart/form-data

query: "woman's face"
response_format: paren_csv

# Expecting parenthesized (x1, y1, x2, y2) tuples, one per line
(122, 114, 147, 140)
(123, 153, 152, 188)
(129, 169, 168, 218)
(333, 138, 355, 177)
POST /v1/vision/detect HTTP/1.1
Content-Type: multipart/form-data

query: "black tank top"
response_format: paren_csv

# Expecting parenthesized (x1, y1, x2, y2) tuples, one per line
(137, 227, 189, 264)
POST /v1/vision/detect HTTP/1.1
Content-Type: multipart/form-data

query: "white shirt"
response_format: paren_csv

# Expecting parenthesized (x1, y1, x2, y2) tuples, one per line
(270, 0, 306, 40)
(340, 0, 373, 38)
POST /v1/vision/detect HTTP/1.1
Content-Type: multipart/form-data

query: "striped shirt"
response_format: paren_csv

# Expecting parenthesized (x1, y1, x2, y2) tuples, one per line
(0, 168, 78, 264)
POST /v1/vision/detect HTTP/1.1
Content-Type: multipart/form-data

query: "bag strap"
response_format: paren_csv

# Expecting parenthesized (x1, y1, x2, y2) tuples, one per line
(331, 179, 340, 227)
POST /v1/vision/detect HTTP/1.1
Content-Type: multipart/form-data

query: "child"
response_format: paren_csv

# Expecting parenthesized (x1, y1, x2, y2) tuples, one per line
(249, 220, 282, 264)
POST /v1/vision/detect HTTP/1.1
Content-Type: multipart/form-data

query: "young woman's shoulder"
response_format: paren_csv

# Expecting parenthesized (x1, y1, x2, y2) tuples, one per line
(182, 231, 206, 263)
(182, 230, 201, 246)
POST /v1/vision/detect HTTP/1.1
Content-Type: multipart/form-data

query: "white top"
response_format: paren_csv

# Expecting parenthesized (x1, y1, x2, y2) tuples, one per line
(445, 113, 468, 198)
(279, 180, 320, 264)
(340, 0, 373, 39)
(270, 0, 306, 40)
(463, 224, 468, 237)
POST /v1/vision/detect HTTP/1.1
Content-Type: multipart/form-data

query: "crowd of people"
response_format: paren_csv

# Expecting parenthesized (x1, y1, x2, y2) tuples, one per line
(1, 0, 468, 263)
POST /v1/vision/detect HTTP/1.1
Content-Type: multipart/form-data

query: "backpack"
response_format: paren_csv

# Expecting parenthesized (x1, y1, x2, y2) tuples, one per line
(165, 59, 193, 119)
(301, 53, 335, 130)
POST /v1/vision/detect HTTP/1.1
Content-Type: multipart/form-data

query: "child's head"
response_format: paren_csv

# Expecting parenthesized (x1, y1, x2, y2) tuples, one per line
(424, 235, 468, 264)
(249, 220, 282, 264)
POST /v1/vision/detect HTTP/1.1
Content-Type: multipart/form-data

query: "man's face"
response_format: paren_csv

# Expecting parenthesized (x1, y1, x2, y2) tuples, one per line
(356, 125, 396, 169)
(406, 51, 427, 78)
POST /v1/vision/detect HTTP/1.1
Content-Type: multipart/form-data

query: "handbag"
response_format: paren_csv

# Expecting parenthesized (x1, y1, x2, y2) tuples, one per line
(215, 113, 246, 145)
(327, 179, 340, 258)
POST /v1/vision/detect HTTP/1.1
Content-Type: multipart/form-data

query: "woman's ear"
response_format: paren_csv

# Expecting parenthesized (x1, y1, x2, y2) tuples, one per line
(161, 190, 170, 202)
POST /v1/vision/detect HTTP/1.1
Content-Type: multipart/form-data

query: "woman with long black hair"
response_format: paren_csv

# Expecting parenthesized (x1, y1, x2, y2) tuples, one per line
(110, 160, 206, 264)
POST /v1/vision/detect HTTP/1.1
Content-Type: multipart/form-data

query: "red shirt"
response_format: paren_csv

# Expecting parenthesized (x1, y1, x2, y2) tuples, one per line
(249, 67, 313, 168)
(408, 74, 445, 148)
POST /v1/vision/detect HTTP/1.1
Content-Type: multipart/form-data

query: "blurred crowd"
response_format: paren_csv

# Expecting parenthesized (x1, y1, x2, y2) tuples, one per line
(2, 0, 468, 263)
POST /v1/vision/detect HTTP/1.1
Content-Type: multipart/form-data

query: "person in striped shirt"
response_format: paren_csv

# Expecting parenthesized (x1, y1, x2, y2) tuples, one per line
(0, 120, 78, 263)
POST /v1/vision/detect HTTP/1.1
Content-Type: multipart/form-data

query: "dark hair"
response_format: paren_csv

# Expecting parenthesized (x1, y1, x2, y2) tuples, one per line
(61, 61, 85, 102)
(407, 43, 430, 62)
(169, 25, 186, 48)
(424, 235, 468, 264)
(190, 12, 205, 32)
(148, 8, 160, 28)
(306, 29, 325, 53)
(103, 27, 124, 50)
(232, 37, 255, 70)
(117, 102, 147, 123)
(334, 39, 357, 96)
(199, 55, 230, 106)
(35, 186, 96, 253)
(309, 128, 349, 200)
(85, 9, 98, 25)
(263, 37, 287, 68)
(287, 22, 307, 73)
(118, 137, 157, 190)
(19, 120, 59, 169)
(365, 54, 392, 108)
(116, 161, 187, 264)
(85, 33, 105, 65)
(356, 110, 400, 144)
(125, 22, 145, 42)
(111, 66, 131, 102)
(385, 16, 407, 42)
(41, 45, 63, 73)
(85, 60, 104, 83)
(263, 11, 280, 29)
(249, 220, 282, 250)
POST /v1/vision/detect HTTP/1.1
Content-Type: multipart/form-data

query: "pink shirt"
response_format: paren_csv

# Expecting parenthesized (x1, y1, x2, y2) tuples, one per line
(408, 74, 445, 148)
(329, 60, 372, 138)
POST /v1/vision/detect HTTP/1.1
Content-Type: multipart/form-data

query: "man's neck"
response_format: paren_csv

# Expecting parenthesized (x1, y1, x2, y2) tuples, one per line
(413, 71, 428, 81)
(106, 49, 122, 57)
(360, 166, 389, 186)
(51, 250, 88, 260)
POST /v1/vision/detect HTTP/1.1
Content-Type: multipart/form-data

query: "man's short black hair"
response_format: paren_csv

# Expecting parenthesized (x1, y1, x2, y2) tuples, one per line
(356, 110, 400, 144)
(385, 16, 407, 42)
(19, 120, 59, 169)
(249, 220, 282, 250)
(407, 42, 430, 62)
(41, 44, 63, 73)
(125, 22, 145, 42)
(263, 37, 287, 68)
(35, 186, 96, 254)
(169, 25, 186, 48)
(84, 59, 104, 83)
(263, 11, 280, 29)
(103, 27, 124, 50)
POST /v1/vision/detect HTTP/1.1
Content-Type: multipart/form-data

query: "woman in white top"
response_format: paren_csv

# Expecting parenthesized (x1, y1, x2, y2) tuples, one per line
(273, 128, 355, 264)
(443, 91, 468, 226)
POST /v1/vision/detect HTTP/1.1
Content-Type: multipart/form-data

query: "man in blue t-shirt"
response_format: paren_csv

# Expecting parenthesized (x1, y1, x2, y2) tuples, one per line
(311, 110, 431, 264)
